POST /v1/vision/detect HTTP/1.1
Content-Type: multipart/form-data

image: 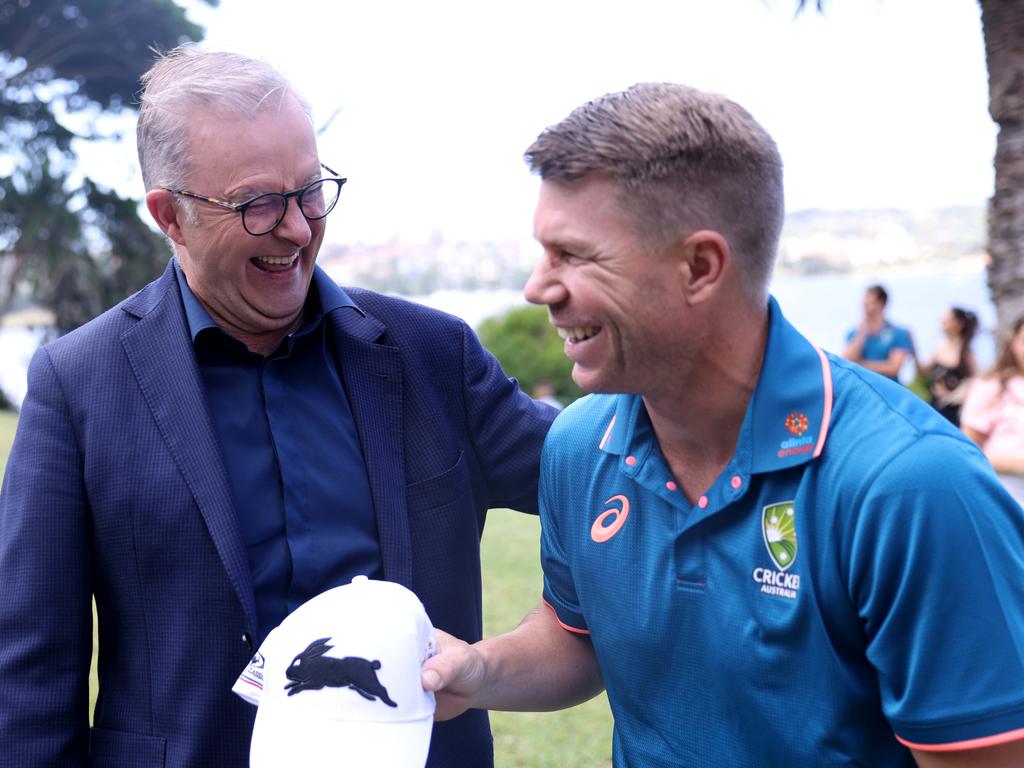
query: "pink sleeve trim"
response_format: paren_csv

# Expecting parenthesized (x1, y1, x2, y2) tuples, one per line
(812, 345, 833, 459)
(542, 598, 590, 635)
(896, 726, 1024, 752)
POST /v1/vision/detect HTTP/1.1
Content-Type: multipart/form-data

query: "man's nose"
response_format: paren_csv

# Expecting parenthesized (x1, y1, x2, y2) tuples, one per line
(274, 199, 313, 247)
(523, 253, 568, 307)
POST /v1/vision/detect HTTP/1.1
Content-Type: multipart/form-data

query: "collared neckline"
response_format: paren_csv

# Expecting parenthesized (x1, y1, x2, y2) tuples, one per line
(173, 259, 362, 344)
(598, 296, 833, 478)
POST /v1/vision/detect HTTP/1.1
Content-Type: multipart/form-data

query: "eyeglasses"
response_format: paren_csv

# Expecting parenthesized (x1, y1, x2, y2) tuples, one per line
(164, 163, 347, 236)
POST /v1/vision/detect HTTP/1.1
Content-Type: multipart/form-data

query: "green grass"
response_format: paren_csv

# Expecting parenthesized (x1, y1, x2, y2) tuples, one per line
(482, 510, 613, 767)
(0, 417, 613, 765)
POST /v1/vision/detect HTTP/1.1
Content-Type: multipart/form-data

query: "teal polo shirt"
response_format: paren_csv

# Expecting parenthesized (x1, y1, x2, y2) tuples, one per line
(844, 320, 913, 379)
(540, 297, 1024, 767)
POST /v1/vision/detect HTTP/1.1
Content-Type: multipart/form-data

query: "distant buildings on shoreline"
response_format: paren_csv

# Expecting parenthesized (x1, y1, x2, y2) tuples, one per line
(319, 206, 987, 292)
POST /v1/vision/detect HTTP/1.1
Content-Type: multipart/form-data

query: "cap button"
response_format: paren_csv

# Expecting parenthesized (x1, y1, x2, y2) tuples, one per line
(352, 575, 369, 584)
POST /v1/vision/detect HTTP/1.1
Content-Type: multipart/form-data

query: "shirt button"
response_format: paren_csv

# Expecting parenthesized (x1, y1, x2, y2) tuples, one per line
(241, 632, 252, 651)
(625, 455, 637, 467)
(666, 481, 678, 491)
(731, 475, 743, 490)
(698, 495, 709, 509)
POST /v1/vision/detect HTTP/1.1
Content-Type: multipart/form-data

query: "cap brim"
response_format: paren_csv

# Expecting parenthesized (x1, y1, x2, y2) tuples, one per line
(250, 713, 433, 768)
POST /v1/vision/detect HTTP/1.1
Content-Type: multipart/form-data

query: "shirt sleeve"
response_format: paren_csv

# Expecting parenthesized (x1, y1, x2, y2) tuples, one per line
(848, 435, 1024, 748)
(960, 376, 1000, 436)
(538, 431, 590, 634)
(893, 327, 914, 352)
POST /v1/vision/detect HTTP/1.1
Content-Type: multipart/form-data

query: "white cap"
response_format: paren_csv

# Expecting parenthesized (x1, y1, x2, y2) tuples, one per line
(233, 576, 437, 767)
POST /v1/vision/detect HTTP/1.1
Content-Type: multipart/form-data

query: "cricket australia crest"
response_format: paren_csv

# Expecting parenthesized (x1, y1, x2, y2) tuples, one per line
(762, 501, 797, 571)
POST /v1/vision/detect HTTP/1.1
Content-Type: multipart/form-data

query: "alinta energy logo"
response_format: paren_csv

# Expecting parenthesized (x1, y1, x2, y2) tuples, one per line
(752, 500, 800, 600)
(778, 411, 813, 459)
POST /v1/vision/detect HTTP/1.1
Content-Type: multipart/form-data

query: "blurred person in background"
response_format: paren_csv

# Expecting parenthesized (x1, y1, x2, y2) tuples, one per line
(961, 315, 1024, 505)
(842, 284, 914, 381)
(916, 306, 978, 426)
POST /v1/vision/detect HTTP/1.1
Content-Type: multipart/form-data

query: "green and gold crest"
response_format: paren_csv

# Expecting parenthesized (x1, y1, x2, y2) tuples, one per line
(762, 501, 797, 571)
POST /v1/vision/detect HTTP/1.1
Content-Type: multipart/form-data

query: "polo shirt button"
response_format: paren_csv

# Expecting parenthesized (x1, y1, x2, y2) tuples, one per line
(666, 481, 677, 491)
(731, 475, 743, 489)
(241, 632, 253, 651)
(698, 495, 708, 509)
(625, 455, 637, 467)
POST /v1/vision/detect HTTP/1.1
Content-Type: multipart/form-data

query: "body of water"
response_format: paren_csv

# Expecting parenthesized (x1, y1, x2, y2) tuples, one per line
(0, 258, 996, 409)
(412, 257, 997, 375)
(771, 257, 997, 373)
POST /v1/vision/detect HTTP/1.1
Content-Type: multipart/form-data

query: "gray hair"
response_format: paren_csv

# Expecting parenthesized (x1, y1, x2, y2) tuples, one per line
(137, 45, 313, 197)
(524, 82, 784, 301)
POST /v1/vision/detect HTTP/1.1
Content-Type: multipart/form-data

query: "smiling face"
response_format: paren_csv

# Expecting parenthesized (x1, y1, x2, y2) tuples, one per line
(172, 94, 325, 353)
(523, 174, 694, 396)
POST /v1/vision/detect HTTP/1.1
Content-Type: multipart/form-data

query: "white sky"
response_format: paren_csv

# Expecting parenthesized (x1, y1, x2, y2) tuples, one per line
(81, 0, 995, 247)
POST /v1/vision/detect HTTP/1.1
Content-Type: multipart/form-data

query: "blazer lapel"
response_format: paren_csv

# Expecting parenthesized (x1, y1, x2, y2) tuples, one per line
(120, 267, 258, 635)
(325, 308, 412, 588)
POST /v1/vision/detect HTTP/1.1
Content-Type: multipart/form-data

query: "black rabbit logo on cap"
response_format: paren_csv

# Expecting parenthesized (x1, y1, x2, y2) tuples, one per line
(285, 637, 398, 707)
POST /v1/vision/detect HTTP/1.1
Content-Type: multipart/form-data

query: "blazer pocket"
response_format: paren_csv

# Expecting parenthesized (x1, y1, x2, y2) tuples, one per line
(406, 450, 470, 513)
(90, 726, 166, 767)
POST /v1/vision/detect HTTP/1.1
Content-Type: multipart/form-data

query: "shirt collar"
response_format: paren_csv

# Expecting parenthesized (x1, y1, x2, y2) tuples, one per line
(173, 259, 361, 343)
(598, 296, 833, 475)
(746, 295, 833, 473)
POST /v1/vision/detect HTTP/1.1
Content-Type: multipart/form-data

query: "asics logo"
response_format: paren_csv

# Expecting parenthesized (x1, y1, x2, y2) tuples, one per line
(591, 495, 630, 543)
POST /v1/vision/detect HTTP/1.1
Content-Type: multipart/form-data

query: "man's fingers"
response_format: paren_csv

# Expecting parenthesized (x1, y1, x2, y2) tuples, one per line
(421, 629, 486, 721)
(421, 629, 476, 692)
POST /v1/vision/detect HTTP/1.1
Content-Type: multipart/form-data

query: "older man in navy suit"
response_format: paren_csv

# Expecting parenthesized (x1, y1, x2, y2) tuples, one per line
(0, 46, 554, 767)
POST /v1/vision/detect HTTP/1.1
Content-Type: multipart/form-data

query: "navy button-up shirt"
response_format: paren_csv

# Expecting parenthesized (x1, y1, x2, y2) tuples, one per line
(175, 261, 381, 642)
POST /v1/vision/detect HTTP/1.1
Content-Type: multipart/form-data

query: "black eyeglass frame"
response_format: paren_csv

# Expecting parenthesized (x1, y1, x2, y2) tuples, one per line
(163, 163, 347, 236)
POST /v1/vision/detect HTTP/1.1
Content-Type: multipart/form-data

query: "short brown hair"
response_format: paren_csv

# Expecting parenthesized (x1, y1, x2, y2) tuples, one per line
(524, 82, 784, 300)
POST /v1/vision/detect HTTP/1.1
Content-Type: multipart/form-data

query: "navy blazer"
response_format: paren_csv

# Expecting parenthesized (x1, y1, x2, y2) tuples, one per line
(0, 261, 555, 767)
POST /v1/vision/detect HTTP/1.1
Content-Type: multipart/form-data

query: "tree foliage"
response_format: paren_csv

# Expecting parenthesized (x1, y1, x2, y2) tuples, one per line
(0, 0, 215, 334)
(478, 304, 582, 406)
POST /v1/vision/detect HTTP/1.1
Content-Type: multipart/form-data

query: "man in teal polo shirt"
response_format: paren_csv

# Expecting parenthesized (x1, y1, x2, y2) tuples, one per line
(422, 83, 1024, 767)
(842, 283, 914, 380)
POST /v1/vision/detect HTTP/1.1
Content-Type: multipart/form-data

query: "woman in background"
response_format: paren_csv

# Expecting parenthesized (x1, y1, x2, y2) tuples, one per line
(917, 306, 978, 425)
(961, 314, 1024, 505)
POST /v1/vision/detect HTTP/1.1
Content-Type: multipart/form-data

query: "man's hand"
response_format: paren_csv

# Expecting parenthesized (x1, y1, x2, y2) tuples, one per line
(420, 603, 605, 720)
(421, 629, 488, 721)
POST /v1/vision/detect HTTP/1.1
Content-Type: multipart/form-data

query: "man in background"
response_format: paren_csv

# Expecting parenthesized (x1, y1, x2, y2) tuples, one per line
(0, 46, 554, 767)
(423, 83, 1024, 767)
(842, 283, 914, 380)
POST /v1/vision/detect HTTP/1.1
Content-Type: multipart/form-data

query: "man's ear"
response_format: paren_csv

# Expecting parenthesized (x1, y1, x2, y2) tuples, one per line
(679, 230, 729, 305)
(145, 189, 187, 246)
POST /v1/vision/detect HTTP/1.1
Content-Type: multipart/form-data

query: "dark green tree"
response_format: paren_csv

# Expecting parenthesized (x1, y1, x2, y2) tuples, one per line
(478, 304, 582, 406)
(0, 0, 215, 334)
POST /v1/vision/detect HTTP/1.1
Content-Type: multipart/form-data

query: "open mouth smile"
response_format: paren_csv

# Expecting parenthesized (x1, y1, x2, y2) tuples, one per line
(251, 254, 298, 271)
(556, 326, 600, 343)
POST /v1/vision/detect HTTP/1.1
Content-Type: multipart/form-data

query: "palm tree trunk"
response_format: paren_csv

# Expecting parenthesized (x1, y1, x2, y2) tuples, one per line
(982, 0, 1024, 341)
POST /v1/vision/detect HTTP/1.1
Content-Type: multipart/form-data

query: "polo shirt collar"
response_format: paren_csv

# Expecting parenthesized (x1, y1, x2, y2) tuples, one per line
(746, 296, 833, 473)
(173, 259, 361, 343)
(598, 296, 833, 477)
